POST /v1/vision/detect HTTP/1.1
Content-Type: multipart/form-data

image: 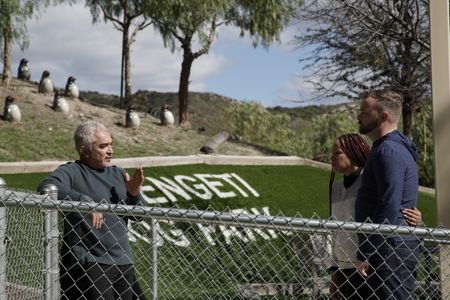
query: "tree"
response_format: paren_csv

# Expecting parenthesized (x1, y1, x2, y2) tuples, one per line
(143, 0, 302, 128)
(0, 0, 71, 87)
(227, 101, 297, 154)
(294, 0, 430, 137)
(85, 0, 152, 108)
(1, 0, 35, 86)
(411, 100, 433, 186)
(303, 110, 358, 161)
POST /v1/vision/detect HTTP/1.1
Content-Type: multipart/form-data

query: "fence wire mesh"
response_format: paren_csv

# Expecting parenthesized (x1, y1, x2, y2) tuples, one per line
(0, 187, 448, 300)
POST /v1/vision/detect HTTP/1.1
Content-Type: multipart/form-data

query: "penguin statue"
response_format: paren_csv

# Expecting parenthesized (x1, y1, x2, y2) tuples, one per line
(3, 96, 21, 122)
(126, 104, 140, 128)
(160, 104, 175, 126)
(38, 70, 54, 94)
(52, 90, 69, 115)
(65, 76, 79, 99)
(17, 58, 31, 81)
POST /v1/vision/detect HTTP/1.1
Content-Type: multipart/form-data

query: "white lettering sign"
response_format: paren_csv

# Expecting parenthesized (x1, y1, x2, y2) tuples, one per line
(141, 173, 259, 204)
(129, 207, 276, 247)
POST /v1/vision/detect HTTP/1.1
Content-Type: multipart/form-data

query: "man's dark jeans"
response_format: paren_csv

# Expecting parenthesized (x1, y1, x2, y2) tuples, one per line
(366, 239, 420, 300)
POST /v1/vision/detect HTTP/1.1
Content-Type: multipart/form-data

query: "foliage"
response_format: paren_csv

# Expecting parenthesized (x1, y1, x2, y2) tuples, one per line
(227, 101, 359, 161)
(1, 0, 67, 47)
(294, 0, 430, 137)
(86, 0, 144, 22)
(0, 0, 37, 51)
(270, 105, 332, 125)
(229, 0, 302, 47)
(144, 0, 231, 50)
(0, 0, 62, 49)
(1, 0, 73, 86)
(286, 108, 359, 161)
(142, 0, 302, 128)
(308, 111, 359, 161)
(411, 100, 434, 187)
(226, 101, 301, 155)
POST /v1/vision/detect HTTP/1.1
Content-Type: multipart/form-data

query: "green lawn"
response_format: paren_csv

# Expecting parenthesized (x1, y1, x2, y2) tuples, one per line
(1, 164, 436, 224)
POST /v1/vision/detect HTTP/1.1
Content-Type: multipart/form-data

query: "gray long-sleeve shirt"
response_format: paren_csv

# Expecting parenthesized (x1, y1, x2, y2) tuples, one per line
(38, 160, 143, 269)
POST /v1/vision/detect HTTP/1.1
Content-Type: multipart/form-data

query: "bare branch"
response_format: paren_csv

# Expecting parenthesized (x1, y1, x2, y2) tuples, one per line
(130, 20, 153, 45)
(193, 20, 217, 59)
(98, 2, 123, 28)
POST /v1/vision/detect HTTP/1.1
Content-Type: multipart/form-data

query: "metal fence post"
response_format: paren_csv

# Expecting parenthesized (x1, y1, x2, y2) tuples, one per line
(0, 177, 7, 300)
(41, 184, 60, 300)
(151, 218, 158, 300)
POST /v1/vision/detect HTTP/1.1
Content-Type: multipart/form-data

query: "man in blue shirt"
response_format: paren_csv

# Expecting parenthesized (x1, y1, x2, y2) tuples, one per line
(354, 90, 420, 299)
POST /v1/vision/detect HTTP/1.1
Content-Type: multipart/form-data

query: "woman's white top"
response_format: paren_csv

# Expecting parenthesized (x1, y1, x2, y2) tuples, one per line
(330, 174, 362, 269)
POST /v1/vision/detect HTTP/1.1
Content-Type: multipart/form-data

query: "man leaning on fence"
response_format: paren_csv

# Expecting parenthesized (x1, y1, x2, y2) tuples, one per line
(354, 90, 421, 299)
(38, 121, 146, 300)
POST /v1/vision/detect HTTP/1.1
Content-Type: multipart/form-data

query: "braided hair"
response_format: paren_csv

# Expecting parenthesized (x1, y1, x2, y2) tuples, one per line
(329, 133, 370, 216)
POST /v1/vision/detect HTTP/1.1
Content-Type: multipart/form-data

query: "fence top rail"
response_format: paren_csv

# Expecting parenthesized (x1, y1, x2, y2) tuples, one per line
(0, 191, 448, 241)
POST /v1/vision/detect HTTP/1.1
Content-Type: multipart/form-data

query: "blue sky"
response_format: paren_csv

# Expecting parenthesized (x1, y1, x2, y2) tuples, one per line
(205, 39, 303, 106)
(12, 2, 329, 108)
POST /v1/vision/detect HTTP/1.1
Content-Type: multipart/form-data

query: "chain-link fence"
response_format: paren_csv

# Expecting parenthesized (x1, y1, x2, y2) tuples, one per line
(0, 181, 448, 299)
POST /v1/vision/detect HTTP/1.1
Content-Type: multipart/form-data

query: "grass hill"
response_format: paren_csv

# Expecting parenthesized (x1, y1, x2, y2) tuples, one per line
(0, 78, 270, 162)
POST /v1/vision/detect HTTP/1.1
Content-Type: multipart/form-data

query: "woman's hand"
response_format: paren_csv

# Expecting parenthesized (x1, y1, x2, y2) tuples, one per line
(92, 212, 103, 229)
(403, 207, 422, 226)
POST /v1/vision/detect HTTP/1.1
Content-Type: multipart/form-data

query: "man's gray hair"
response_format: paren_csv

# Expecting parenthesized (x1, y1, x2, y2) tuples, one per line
(74, 121, 108, 154)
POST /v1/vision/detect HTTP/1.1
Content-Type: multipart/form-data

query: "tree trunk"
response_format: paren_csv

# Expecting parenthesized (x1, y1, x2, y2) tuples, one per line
(124, 29, 132, 106)
(178, 46, 194, 129)
(120, 23, 132, 108)
(120, 39, 125, 105)
(398, 27, 414, 139)
(402, 101, 412, 138)
(2, 21, 12, 87)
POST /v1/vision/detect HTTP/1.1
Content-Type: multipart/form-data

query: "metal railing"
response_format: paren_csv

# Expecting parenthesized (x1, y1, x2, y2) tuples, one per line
(0, 181, 448, 299)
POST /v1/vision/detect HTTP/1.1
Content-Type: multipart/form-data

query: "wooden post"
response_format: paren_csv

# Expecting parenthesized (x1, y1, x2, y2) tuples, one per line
(429, 1, 450, 298)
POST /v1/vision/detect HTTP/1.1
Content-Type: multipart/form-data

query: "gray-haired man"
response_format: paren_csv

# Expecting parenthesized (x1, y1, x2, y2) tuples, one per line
(38, 121, 145, 300)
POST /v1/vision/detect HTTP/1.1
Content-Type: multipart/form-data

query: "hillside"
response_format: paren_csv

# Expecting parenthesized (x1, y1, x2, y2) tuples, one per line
(82, 89, 352, 136)
(0, 79, 267, 162)
(81, 89, 237, 136)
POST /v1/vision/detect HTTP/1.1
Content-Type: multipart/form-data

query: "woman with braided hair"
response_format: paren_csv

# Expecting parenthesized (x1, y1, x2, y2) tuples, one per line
(328, 133, 422, 300)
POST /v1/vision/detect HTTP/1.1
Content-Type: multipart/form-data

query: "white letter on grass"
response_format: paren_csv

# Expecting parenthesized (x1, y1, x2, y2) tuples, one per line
(174, 175, 213, 200)
(194, 174, 236, 198)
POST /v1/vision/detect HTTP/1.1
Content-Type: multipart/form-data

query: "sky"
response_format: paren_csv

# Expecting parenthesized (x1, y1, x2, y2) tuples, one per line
(12, 2, 332, 108)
